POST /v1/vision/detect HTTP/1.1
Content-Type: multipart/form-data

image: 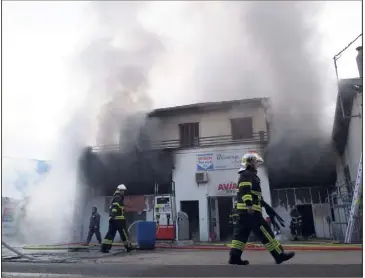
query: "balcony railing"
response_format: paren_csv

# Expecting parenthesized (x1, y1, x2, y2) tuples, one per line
(92, 131, 268, 152)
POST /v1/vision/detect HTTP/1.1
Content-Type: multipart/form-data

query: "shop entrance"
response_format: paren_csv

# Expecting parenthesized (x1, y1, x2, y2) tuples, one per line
(218, 197, 234, 241)
(208, 196, 234, 241)
(180, 200, 200, 241)
(296, 204, 316, 238)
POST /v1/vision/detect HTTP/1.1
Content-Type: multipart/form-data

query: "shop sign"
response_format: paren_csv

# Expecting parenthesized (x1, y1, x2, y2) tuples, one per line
(196, 149, 260, 171)
(217, 182, 238, 195)
(214, 153, 241, 170)
(196, 154, 214, 171)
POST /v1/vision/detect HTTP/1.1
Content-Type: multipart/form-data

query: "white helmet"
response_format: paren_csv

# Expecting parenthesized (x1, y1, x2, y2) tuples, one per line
(117, 184, 127, 191)
(241, 152, 264, 167)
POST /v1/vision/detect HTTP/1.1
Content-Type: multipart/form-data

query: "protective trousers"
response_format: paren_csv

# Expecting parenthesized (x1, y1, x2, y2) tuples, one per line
(230, 212, 284, 260)
(86, 228, 102, 244)
(101, 219, 131, 252)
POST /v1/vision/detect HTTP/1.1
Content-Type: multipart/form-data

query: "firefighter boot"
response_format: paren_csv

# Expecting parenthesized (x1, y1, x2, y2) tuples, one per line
(100, 244, 110, 253)
(125, 244, 134, 253)
(275, 251, 295, 264)
(228, 249, 249, 265)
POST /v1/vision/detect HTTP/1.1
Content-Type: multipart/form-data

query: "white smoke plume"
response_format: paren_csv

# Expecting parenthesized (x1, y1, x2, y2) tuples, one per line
(19, 1, 165, 244)
(21, 112, 90, 244)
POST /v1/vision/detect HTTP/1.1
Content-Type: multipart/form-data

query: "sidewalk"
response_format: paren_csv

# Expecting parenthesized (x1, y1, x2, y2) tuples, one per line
(22, 240, 362, 251)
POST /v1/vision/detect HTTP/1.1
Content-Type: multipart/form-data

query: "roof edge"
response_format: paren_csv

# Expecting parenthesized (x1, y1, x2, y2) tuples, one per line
(148, 97, 270, 117)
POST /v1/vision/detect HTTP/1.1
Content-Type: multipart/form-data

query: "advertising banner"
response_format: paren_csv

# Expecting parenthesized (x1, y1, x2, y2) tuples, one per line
(196, 149, 260, 171)
(214, 153, 241, 170)
(215, 182, 238, 196)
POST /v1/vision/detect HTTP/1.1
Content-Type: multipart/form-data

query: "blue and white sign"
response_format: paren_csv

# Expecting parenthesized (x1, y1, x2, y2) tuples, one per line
(196, 154, 214, 171)
(196, 149, 261, 171)
(214, 153, 241, 170)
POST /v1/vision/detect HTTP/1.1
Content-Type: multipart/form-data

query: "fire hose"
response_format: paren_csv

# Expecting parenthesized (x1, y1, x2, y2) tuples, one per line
(8, 221, 158, 254)
(1, 240, 73, 263)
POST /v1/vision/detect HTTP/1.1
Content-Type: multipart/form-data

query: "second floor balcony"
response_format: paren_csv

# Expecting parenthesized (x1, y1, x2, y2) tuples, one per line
(92, 131, 268, 153)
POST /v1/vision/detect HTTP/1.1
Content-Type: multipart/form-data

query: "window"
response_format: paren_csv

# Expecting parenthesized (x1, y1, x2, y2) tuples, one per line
(179, 122, 199, 147)
(230, 117, 253, 140)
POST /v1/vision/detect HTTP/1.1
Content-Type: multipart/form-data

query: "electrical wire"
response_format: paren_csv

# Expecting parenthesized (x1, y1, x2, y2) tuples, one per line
(333, 33, 362, 82)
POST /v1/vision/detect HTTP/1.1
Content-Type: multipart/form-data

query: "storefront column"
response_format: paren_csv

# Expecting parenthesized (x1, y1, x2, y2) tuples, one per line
(199, 197, 209, 241)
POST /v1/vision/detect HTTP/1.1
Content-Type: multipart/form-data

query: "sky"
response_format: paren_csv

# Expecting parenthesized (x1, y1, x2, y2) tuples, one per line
(2, 1, 363, 161)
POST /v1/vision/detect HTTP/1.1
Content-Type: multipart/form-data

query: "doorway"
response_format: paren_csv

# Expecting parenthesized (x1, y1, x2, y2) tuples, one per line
(180, 201, 199, 241)
(297, 204, 316, 237)
(218, 197, 233, 241)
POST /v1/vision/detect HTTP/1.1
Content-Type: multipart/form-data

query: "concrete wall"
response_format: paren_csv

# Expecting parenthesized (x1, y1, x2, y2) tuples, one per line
(150, 105, 268, 142)
(173, 144, 270, 242)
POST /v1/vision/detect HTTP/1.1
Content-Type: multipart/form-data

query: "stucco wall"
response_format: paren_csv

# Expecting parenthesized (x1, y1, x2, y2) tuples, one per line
(150, 106, 267, 142)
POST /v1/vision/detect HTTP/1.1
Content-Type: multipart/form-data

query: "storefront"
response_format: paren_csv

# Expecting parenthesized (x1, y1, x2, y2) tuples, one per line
(173, 145, 271, 242)
(207, 175, 237, 241)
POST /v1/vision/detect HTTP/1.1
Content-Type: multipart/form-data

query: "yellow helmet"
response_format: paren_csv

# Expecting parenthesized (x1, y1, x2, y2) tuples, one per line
(241, 152, 264, 167)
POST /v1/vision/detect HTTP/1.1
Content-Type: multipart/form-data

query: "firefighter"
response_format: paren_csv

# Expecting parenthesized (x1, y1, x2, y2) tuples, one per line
(228, 152, 295, 265)
(290, 207, 303, 240)
(100, 184, 133, 253)
(85, 207, 102, 245)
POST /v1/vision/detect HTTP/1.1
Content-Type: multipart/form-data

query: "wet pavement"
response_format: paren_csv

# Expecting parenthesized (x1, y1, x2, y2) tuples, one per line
(2, 249, 363, 277)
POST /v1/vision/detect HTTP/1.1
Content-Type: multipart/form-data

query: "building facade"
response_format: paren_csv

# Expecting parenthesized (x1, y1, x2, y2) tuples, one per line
(148, 98, 270, 241)
(84, 97, 270, 243)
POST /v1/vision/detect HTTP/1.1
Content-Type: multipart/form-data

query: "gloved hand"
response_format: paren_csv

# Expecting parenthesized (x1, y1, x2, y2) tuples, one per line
(268, 210, 285, 228)
(262, 200, 285, 228)
(109, 217, 113, 224)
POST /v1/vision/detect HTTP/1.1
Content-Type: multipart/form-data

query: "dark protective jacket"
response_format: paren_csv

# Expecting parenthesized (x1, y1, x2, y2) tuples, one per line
(109, 190, 125, 220)
(290, 210, 303, 225)
(89, 212, 101, 229)
(236, 167, 263, 213)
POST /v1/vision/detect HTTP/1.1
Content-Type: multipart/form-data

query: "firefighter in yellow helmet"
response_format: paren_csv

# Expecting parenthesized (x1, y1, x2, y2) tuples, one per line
(228, 152, 295, 265)
(100, 184, 133, 253)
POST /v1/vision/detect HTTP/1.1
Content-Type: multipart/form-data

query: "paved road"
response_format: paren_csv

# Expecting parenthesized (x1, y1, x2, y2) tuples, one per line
(2, 250, 363, 277)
